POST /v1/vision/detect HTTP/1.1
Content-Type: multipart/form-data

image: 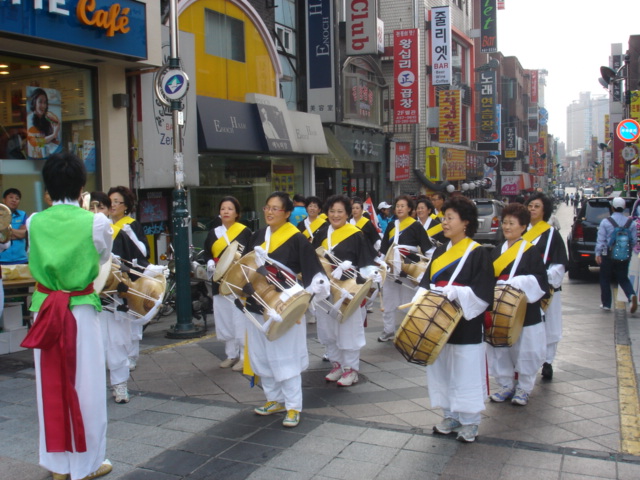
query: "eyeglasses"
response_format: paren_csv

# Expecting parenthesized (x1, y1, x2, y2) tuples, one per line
(263, 206, 284, 213)
(111, 201, 125, 206)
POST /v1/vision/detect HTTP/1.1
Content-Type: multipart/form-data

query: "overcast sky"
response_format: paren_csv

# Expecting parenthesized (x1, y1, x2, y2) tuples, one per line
(496, 0, 640, 147)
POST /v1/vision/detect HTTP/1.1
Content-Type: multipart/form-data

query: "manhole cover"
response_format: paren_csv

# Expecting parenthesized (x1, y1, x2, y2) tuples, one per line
(302, 369, 368, 387)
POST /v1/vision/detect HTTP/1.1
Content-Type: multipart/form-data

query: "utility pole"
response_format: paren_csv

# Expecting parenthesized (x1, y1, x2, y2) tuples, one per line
(156, 0, 204, 339)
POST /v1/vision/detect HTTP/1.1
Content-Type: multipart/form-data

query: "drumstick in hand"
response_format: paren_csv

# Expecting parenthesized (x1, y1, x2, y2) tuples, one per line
(378, 282, 384, 312)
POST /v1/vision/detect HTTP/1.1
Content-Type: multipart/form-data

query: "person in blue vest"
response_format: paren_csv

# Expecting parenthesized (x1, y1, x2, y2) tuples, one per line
(0, 188, 28, 265)
(289, 194, 308, 225)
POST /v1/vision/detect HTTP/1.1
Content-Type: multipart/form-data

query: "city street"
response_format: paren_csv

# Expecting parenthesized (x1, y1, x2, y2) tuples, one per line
(2, 202, 640, 479)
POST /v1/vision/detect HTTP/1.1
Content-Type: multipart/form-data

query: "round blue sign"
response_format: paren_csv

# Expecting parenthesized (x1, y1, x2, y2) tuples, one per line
(617, 119, 640, 143)
(160, 69, 189, 101)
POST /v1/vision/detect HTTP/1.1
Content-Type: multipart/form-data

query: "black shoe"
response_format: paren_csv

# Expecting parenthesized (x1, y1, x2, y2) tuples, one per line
(541, 362, 553, 380)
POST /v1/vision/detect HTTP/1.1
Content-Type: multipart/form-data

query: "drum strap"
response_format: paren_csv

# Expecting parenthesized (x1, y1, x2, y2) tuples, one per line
(212, 223, 246, 258)
(430, 238, 478, 283)
(389, 217, 416, 242)
(323, 224, 360, 251)
(303, 216, 327, 239)
(522, 221, 551, 243)
(493, 239, 532, 278)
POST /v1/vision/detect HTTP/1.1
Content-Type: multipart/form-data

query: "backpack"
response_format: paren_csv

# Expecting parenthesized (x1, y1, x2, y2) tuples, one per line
(607, 217, 634, 262)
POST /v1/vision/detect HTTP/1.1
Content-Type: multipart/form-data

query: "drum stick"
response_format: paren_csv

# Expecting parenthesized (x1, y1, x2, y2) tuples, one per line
(398, 302, 413, 310)
(378, 282, 384, 312)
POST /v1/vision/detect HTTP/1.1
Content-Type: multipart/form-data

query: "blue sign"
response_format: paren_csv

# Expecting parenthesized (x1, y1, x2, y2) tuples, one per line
(161, 70, 188, 101)
(307, 0, 333, 89)
(617, 119, 640, 143)
(0, 0, 147, 60)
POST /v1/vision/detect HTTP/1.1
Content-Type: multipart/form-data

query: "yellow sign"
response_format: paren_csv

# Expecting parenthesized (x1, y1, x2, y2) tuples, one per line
(425, 147, 441, 181)
(438, 90, 461, 144)
(76, 0, 131, 37)
(445, 149, 466, 181)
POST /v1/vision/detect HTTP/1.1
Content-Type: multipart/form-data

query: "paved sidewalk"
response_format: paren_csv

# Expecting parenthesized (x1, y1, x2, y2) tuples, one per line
(2, 203, 640, 479)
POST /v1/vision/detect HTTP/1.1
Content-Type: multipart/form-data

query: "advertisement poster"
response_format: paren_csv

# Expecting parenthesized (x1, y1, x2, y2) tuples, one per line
(26, 86, 62, 159)
(390, 142, 410, 181)
(393, 28, 419, 125)
(273, 165, 295, 193)
(438, 90, 461, 143)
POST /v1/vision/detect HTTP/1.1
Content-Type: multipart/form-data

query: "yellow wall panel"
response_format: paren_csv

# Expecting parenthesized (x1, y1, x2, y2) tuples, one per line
(179, 0, 276, 100)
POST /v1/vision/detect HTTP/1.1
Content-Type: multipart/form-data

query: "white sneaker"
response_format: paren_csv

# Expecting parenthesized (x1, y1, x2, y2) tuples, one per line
(377, 331, 395, 342)
(456, 424, 479, 443)
(113, 382, 130, 404)
(128, 357, 137, 371)
(337, 368, 359, 387)
(325, 362, 343, 382)
(220, 357, 239, 368)
(232, 359, 244, 372)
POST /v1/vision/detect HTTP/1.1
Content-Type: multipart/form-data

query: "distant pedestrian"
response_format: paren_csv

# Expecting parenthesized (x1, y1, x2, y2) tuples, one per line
(595, 197, 638, 313)
(565, 193, 569, 205)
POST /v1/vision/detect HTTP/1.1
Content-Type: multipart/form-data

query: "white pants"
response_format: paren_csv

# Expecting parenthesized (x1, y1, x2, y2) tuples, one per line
(261, 374, 302, 412)
(488, 322, 546, 393)
(544, 291, 563, 363)
(99, 309, 130, 385)
(34, 305, 108, 480)
(127, 323, 143, 362)
(381, 278, 414, 335)
(213, 295, 245, 360)
(443, 409, 481, 426)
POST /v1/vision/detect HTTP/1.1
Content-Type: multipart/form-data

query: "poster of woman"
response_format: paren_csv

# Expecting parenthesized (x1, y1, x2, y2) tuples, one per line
(26, 86, 62, 159)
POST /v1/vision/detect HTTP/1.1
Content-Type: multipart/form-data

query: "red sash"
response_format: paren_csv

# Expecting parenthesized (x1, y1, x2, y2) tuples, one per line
(21, 282, 94, 453)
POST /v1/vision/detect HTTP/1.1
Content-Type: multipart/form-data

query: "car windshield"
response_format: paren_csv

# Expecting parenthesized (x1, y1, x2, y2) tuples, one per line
(475, 203, 494, 216)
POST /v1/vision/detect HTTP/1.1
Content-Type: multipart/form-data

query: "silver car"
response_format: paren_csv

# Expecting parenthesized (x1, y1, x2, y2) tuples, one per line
(473, 199, 505, 245)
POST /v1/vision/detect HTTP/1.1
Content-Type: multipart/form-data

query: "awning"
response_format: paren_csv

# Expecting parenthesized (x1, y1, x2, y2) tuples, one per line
(315, 128, 354, 170)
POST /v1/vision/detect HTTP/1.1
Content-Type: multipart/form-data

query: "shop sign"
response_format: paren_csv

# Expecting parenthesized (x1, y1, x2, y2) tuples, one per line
(528, 70, 539, 105)
(346, 0, 378, 55)
(306, 0, 336, 122)
(0, 0, 147, 59)
(444, 148, 465, 181)
(480, 0, 497, 53)
(438, 90, 461, 144)
(393, 28, 419, 125)
(478, 70, 497, 143)
(501, 175, 520, 195)
(430, 6, 451, 86)
(504, 126, 516, 158)
(390, 142, 410, 181)
(289, 111, 328, 154)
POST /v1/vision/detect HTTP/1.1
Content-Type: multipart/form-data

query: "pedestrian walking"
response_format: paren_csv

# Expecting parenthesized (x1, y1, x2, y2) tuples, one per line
(595, 197, 638, 313)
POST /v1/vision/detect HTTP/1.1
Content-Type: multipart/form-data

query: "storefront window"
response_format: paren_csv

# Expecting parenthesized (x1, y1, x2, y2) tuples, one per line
(0, 55, 97, 212)
(192, 155, 304, 241)
(342, 58, 387, 126)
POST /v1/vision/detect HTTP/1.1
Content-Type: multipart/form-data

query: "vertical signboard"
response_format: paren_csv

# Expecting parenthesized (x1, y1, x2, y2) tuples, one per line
(480, 0, 497, 53)
(306, 0, 336, 122)
(504, 126, 516, 158)
(431, 6, 451, 86)
(529, 70, 539, 105)
(426, 147, 441, 181)
(438, 90, 461, 144)
(346, 0, 378, 55)
(613, 122, 626, 179)
(445, 149, 466, 181)
(478, 70, 498, 143)
(612, 55, 622, 102)
(390, 142, 411, 181)
(393, 28, 419, 125)
(630, 91, 640, 124)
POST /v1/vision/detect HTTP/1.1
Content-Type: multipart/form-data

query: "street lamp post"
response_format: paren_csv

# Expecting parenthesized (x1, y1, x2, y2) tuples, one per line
(158, 0, 204, 339)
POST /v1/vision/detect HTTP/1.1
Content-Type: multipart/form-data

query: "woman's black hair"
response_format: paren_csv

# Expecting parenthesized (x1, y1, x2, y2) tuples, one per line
(394, 194, 415, 215)
(415, 196, 435, 213)
(90, 191, 111, 209)
(305, 195, 323, 210)
(502, 202, 530, 227)
(266, 192, 294, 220)
(219, 196, 242, 220)
(442, 196, 479, 238)
(324, 195, 352, 217)
(43, 153, 86, 201)
(525, 192, 553, 221)
(108, 186, 136, 214)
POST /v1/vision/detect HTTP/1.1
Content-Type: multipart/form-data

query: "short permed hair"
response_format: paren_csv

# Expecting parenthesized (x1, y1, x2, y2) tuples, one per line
(441, 196, 479, 238)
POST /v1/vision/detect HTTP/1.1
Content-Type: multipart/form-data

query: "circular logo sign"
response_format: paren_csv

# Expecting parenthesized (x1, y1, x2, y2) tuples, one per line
(484, 155, 498, 168)
(160, 69, 189, 101)
(616, 119, 640, 143)
(622, 145, 639, 162)
(397, 71, 415, 87)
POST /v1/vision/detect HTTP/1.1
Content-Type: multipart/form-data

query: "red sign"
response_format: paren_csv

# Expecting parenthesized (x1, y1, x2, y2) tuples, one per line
(616, 119, 640, 142)
(393, 29, 419, 125)
(529, 70, 539, 105)
(392, 142, 411, 181)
